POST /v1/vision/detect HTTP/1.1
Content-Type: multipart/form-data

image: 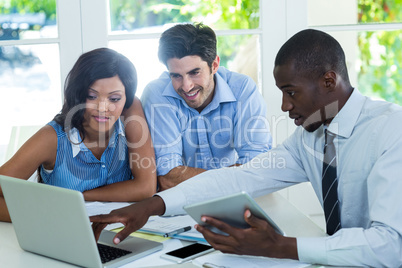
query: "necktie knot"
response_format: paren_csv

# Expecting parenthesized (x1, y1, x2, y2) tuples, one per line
(325, 130, 336, 145)
(324, 130, 337, 167)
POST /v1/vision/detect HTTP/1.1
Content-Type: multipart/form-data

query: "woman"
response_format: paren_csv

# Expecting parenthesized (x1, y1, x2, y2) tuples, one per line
(0, 48, 157, 222)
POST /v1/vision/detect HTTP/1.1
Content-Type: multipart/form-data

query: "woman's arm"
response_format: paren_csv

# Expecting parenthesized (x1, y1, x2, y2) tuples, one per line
(83, 97, 157, 202)
(0, 125, 57, 222)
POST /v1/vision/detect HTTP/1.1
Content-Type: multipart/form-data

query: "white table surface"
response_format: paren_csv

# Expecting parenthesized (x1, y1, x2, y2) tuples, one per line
(0, 192, 328, 268)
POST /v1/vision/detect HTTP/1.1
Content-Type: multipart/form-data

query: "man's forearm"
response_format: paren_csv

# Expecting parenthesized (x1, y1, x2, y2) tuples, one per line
(157, 166, 206, 191)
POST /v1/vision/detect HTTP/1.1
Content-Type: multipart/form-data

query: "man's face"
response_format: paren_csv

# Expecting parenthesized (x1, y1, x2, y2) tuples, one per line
(167, 55, 219, 113)
(274, 61, 330, 132)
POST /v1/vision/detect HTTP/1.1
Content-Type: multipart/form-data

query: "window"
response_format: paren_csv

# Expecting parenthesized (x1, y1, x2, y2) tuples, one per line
(107, 0, 261, 96)
(0, 0, 268, 162)
(1, 0, 400, 162)
(109, 0, 259, 32)
(0, 0, 61, 162)
(308, 0, 402, 105)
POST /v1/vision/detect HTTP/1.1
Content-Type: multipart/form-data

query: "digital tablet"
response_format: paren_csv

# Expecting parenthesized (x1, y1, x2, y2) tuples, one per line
(183, 191, 285, 236)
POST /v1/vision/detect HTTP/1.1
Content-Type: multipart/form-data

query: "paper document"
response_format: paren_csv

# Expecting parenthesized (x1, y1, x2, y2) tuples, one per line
(140, 215, 206, 242)
(193, 252, 310, 268)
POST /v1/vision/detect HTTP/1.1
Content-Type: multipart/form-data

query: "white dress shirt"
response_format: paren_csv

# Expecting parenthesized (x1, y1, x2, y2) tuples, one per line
(158, 89, 402, 267)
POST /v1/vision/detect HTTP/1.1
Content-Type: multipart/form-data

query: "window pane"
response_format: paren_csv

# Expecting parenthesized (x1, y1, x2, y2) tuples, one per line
(357, 30, 402, 105)
(0, 44, 61, 158)
(326, 30, 402, 106)
(109, 39, 165, 97)
(109, 0, 259, 33)
(358, 1, 402, 24)
(0, 0, 57, 40)
(218, 34, 260, 86)
(308, 0, 402, 26)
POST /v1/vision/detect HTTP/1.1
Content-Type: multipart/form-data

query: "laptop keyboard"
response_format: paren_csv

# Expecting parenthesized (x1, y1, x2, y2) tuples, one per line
(97, 243, 132, 263)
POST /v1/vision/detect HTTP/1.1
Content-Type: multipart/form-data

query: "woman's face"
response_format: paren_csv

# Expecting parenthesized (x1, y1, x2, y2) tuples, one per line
(83, 75, 126, 137)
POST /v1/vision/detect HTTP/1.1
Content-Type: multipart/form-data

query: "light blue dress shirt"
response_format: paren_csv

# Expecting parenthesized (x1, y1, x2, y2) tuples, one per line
(40, 119, 132, 192)
(141, 67, 272, 176)
(158, 89, 402, 267)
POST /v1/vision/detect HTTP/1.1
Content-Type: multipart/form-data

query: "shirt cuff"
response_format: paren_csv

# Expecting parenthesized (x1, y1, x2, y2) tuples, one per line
(156, 187, 187, 216)
(156, 154, 183, 176)
(297, 237, 328, 265)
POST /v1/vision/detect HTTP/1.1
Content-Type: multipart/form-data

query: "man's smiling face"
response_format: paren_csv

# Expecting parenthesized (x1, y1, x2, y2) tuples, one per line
(167, 55, 219, 113)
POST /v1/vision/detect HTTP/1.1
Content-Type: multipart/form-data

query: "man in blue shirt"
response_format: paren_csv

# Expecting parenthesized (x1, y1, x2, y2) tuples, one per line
(141, 23, 272, 191)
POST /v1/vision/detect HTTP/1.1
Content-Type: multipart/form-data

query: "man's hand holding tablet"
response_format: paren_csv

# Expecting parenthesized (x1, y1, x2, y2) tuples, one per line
(184, 191, 284, 236)
(183, 192, 299, 259)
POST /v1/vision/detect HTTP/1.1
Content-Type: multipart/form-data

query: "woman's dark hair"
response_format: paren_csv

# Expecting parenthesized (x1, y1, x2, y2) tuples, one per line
(53, 48, 137, 138)
(158, 23, 217, 68)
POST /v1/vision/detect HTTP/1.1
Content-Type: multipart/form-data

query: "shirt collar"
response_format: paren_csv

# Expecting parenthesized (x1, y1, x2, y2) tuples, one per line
(202, 71, 236, 114)
(161, 67, 237, 114)
(327, 88, 366, 139)
(68, 118, 125, 157)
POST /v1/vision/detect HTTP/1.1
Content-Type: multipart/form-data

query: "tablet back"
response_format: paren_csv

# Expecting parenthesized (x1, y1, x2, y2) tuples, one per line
(184, 191, 284, 235)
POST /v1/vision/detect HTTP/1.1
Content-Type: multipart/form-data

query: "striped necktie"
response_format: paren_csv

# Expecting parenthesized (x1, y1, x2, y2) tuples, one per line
(322, 130, 341, 235)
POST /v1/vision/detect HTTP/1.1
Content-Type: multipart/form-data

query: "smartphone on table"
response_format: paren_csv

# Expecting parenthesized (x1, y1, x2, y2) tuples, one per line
(160, 243, 214, 263)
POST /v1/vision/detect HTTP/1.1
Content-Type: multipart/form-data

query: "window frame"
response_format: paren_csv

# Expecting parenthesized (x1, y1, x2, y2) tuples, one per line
(4, 0, 400, 145)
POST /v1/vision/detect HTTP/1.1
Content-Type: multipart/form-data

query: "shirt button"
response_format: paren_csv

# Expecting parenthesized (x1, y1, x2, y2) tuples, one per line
(101, 164, 106, 168)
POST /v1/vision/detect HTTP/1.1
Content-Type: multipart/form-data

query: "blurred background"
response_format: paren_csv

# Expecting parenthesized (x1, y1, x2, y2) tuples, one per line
(1, 0, 401, 229)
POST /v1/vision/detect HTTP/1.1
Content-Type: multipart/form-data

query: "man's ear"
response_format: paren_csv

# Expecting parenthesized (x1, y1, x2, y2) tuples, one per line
(211, 55, 220, 74)
(323, 70, 337, 91)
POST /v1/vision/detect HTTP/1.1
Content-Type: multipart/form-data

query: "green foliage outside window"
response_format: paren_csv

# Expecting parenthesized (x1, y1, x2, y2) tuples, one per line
(109, 0, 189, 31)
(0, 0, 56, 23)
(109, 0, 259, 31)
(109, 0, 259, 67)
(358, 0, 402, 104)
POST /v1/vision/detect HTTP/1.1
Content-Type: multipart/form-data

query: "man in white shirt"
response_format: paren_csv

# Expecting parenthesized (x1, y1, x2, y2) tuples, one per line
(91, 29, 402, 267)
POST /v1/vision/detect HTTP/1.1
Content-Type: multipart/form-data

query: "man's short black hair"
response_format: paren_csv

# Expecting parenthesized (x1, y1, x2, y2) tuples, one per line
(275, 29, 350, 83)
(158, 23, 217, 68)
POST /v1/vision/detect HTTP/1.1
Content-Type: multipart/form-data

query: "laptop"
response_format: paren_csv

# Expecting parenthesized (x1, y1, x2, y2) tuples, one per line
(0, 175, 163, 268)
